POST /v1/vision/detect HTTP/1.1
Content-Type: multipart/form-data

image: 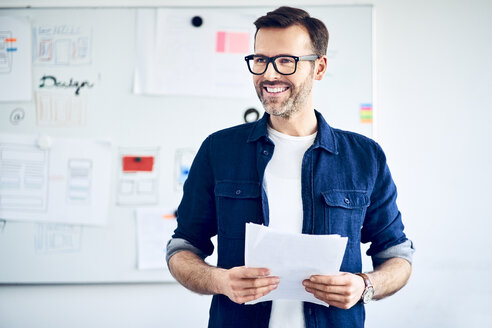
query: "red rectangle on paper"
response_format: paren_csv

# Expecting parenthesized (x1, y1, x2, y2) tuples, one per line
(122, 156, 154, 172)
(216, 31, 226, 53)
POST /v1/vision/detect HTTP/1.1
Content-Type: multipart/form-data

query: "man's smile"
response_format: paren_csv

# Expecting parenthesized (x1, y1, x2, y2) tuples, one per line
(261, 82, 292, 98)
(264, 86, 289, 94)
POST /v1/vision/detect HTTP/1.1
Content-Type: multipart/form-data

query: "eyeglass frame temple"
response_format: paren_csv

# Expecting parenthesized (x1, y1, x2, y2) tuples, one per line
(244, 54, 320, 75)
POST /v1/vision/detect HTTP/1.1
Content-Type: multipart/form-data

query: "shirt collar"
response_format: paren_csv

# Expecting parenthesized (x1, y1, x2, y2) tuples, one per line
(247, 110, 338, 155)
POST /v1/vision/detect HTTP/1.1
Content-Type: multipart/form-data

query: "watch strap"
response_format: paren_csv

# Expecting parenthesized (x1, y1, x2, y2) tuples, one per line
(356, 273, 374, 303)
(356, 273, 373, 288)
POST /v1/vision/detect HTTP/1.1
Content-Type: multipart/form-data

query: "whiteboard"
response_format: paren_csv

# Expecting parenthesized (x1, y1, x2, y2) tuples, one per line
(0, 5, 372, 284)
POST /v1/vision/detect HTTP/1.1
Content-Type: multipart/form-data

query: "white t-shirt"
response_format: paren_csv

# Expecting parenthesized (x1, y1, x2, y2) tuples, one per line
(264, 125, 317, 328)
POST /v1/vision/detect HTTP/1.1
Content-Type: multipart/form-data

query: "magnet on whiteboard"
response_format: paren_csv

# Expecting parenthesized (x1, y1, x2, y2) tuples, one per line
(38, 135, 53, 150)
(244, 108, 260, 123)
(191, 16, 203, 27)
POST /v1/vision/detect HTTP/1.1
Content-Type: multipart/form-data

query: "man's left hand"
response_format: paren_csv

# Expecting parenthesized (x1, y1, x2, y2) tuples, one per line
(303, 272, 365, 309)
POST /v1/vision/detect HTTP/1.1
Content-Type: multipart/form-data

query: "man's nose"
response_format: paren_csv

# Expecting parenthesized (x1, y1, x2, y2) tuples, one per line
(263, 62, 282, 80)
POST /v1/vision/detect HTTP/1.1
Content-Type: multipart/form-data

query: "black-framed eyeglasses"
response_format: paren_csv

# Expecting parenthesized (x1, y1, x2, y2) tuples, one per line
(244, 54, 319, 75)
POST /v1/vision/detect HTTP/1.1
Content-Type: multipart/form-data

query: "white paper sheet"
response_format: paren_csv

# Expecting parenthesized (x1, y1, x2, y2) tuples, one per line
(245, 223, 348, 306)
(0, 16, 32, 101)
(32, 23, 93, 66)
(116, 147, 160, 206)
(174, 148, 196, 191)
(135, 207, 177, 270)
(34, 223, 83, 253)
(0, 134, 111, 226)
(134, 8, 257, 98)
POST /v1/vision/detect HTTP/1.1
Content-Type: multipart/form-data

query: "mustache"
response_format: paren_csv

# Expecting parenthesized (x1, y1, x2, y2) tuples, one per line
(259, 81, 293, 88)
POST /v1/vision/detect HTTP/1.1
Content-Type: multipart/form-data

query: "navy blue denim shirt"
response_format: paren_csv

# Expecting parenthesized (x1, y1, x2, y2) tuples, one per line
(173, 110, 408, 328)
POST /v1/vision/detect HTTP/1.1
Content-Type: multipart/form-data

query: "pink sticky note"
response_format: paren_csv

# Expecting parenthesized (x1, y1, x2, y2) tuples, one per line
(216, 31, 226, 53)
(227, 32, 250, 53)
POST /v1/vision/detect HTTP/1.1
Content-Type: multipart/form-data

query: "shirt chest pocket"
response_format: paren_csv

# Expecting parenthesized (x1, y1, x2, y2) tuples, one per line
(321, 190, 370, 242)
(214, 181, 262, 239)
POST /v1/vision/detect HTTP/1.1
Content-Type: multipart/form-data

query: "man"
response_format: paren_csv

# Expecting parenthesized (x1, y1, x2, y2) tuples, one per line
(167, 6, 414, 328)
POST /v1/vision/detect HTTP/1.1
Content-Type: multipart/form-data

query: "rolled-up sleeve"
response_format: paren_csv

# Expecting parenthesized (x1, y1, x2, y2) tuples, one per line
(362, 144, 409, 258)
(372, 239, 415, 268)
(166, 237, 208, 266)
(169, 135, 217, 261)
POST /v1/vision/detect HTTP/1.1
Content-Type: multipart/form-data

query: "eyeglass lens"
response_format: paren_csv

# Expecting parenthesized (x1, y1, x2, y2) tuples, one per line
(249, 56, 297, 75)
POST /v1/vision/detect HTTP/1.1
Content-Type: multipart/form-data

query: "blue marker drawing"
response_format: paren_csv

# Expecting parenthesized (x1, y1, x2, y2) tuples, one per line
(178, 166, 190, 184)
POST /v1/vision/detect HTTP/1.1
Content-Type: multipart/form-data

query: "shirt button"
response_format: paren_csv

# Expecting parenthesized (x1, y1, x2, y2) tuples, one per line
(235, 190, 242, 195)
(344, 198, 350, 205)
(262, 150, 269, 156)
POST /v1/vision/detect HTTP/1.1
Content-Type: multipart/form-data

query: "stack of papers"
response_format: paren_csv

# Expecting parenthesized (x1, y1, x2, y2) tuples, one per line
(245, 223, 348, 306)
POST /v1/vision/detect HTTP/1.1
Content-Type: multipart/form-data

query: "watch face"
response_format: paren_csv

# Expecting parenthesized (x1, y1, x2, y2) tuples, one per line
(363, 286, 375, 303)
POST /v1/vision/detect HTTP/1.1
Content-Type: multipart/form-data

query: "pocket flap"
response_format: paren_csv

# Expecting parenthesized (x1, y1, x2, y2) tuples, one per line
(215, 181, 261, 198)
(322, 190, 370, 209)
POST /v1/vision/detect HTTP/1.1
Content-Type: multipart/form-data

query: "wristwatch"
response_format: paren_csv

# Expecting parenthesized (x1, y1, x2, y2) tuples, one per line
(356, 273, 375, 304)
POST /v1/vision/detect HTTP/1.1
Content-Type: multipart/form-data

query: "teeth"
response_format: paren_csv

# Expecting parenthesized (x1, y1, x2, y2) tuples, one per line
(266, 87, 287, 93)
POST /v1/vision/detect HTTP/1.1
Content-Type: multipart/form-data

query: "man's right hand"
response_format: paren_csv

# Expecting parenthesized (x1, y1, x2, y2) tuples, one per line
(168, 251, 279, 304)
(218, 266, 279, 304)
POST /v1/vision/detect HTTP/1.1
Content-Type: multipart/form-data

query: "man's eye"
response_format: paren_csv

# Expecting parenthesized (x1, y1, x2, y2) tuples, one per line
(254, 58, 267, 64)
(278, 58, 294, 64)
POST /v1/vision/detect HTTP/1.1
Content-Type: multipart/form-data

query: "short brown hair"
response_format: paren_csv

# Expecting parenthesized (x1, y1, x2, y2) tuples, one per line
(254, 6, 329, 56)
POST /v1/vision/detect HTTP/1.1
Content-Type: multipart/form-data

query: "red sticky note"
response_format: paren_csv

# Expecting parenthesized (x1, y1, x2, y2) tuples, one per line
(122, 156, 154, 172)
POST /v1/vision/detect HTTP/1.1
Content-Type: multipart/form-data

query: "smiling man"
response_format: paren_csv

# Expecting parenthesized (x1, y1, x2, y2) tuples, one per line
(167, 6, 414, 328)
(250, 25, 319, 123)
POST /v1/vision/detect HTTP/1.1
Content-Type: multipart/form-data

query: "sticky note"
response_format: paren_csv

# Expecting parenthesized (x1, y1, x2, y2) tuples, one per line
(216, 31, 226, 53)
(360, 103, 373, 124)
(122, 156, 154, 172)
(228, 32, 250, 53)
(216, 31, 250, 54)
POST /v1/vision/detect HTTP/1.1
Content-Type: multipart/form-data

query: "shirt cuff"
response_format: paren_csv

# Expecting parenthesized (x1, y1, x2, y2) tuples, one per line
(371, 239, 415, 268)
(166, 237, 207, 267)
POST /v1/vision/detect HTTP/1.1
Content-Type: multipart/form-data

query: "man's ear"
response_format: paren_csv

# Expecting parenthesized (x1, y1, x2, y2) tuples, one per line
(314, 56, 328, 81)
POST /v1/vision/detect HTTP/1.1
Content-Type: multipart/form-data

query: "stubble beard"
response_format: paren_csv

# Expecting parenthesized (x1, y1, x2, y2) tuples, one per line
(256, 76, 314, 120)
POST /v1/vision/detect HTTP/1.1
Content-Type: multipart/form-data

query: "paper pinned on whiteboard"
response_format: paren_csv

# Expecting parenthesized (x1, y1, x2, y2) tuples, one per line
(0, 16, 32, 101)
(135, 207, 177, 270)
(116, 147, 160, 206)
(244, 223, 348, 306)
(0, 133, 112, 226)
(174, 148, 196, 191)
(134, 8, 257, 98)
(32, 23, 93, 66)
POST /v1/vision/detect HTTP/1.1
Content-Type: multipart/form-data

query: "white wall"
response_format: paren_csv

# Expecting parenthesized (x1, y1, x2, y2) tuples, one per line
(1, 0, 491, 327)
(363, 0, 492, 326)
